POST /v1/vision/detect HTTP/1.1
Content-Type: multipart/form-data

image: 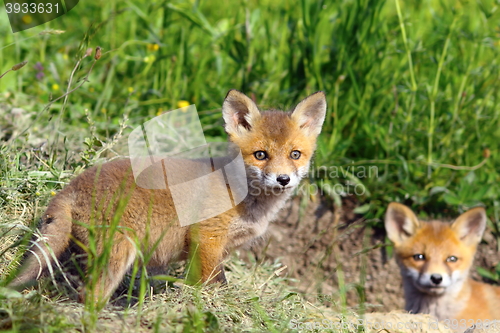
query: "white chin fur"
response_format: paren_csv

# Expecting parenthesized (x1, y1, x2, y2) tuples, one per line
(408, 270, 452, 295)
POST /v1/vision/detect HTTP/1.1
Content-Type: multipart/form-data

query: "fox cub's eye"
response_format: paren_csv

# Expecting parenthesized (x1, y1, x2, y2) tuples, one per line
(290, 150, 301, 160)
(413, 254, 425, 261)
(254, 151, 267, 160)
(446, 256, 458, 263)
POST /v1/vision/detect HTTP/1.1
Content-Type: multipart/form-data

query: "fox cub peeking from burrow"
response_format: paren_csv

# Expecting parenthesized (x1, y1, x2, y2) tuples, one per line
(8, 90, 326, 306)
(385, 202, 500, 328)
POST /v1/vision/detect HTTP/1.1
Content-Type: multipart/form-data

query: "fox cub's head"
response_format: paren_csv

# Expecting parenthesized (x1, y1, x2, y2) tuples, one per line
(385, 202, 487, 296)
(222, 90, 326, 194)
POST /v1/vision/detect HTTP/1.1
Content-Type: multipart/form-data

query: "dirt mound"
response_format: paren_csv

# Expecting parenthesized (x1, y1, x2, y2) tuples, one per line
(252, 195, 500, 313)
(346, 312, 453, 333)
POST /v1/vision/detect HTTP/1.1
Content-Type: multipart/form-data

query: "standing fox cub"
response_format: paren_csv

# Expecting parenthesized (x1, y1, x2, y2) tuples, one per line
(385, 202, 500, 328)
(9, 90, 326, 305)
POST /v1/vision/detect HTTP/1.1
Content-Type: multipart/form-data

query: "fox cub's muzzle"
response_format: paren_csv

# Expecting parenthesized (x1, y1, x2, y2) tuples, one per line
(276, 174, 290, 187)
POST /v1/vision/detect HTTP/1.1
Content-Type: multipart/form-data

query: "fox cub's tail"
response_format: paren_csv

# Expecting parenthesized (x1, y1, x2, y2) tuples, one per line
(9, 194, 73, 288)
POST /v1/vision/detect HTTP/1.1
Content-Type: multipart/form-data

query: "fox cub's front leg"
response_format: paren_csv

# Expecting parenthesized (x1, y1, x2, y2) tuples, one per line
(188, 221, 228, 285)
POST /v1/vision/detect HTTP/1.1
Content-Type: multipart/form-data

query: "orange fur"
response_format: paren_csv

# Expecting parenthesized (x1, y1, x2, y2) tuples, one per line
(385, 202, 500, 331)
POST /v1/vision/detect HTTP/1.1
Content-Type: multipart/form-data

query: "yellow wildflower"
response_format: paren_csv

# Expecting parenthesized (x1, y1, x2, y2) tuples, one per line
(147, 43, 160, 51)
(177, 100, 190, 109)
(22, 15, 32, 24)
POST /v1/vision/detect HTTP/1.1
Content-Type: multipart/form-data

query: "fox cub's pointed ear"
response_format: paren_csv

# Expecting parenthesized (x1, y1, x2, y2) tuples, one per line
(291, 91, 327, 137)
(451, 207, 487, 246)
(222, 90, 261, 135)
(385, 202, 421, 246)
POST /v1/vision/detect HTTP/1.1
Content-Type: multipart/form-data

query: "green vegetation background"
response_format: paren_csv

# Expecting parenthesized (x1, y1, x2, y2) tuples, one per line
(1, 0, 499, 220)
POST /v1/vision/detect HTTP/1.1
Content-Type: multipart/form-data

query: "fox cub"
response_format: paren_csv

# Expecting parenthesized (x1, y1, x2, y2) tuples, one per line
(385, 202, 500, 327)
(10, 90, 326, 305)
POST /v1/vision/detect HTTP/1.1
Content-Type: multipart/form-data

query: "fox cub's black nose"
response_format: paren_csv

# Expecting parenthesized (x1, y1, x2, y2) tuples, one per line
(276, 174, 290, 186)
(430, 274, 443, 285)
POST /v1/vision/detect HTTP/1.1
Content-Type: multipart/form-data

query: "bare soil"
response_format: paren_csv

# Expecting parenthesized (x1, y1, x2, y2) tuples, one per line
(251, 195, 500, 313)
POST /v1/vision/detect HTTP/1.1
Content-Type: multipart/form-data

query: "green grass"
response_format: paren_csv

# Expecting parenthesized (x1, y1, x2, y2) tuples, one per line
(1, 0, 500, 331)
(1, 0, 498, 217)
(0, 258, 336, 332)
